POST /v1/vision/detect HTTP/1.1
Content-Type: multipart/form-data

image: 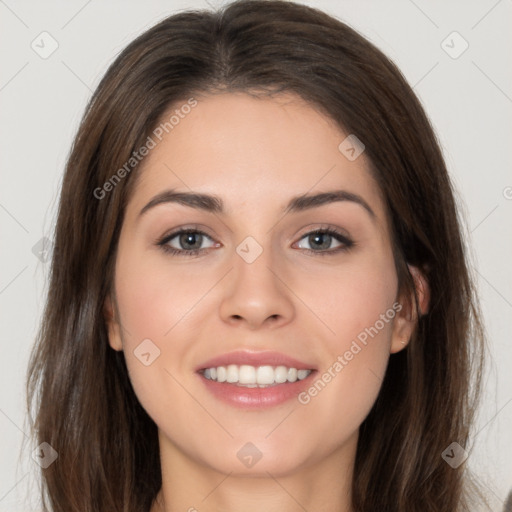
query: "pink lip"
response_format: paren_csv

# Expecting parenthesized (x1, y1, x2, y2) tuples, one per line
(195, 350, 316, 372)
(195, 350, 317, 409)
(197, 374, 316, 409)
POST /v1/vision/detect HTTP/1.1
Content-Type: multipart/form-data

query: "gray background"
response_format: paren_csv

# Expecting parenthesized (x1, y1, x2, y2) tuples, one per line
(1, 0, 511, 510)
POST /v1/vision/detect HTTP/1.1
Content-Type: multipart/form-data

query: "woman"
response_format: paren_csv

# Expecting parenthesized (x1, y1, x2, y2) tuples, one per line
(26, 1, 489, 510)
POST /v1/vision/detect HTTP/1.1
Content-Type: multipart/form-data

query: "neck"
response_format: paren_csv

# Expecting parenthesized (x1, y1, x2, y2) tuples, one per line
(150, 429, 357, 512)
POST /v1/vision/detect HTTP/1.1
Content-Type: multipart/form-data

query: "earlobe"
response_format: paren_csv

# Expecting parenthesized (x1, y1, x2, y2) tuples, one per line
(103, 294, 123, 351)
(390, 311, 414, 354)
(390, 264, 430, 354)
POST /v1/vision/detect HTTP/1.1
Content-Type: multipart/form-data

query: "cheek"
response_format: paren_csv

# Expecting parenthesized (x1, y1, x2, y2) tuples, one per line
(303, 251, 399, 352)
(295, 252, 398, 425)
(112, 248, 191, 409)
(114, 247, 212, 346)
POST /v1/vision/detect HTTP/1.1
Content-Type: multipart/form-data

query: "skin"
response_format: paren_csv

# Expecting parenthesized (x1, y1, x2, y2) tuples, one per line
(104, 92, 429, 512)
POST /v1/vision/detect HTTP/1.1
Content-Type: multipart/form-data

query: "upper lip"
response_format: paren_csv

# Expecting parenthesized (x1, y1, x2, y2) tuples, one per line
(196, 350, 316, 372)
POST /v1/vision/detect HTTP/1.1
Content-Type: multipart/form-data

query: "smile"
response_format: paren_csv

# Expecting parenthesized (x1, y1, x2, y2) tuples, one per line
(201, 364, 313, 387)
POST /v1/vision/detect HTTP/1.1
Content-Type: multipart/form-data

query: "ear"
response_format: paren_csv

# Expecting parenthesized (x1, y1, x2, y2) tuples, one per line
(390, 264, 430, 354)
(103, 293, 123, 351)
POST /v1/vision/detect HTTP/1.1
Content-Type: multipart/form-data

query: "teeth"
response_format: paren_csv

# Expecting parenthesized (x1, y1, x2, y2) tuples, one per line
(257, 365, 274, 385)
(287, 367, 298, 383)
(239, 365, 256, 384)
(217, 366, 226, 383)
(275, 366, 288, 383)
(226, 364, 238, 383)
(297, 369, 310, 380)
(202, 364, 312, 386)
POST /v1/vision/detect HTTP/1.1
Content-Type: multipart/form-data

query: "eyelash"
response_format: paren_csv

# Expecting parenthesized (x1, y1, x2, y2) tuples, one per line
(156, 226, 355, 257)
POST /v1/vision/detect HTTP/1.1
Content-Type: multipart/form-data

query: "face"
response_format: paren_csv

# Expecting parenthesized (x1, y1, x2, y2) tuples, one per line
(105, 92, 418, 478)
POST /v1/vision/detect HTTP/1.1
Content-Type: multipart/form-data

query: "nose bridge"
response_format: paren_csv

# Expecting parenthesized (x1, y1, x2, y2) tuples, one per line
(233, 233, 281, 295)
(218, 232, 295, 328)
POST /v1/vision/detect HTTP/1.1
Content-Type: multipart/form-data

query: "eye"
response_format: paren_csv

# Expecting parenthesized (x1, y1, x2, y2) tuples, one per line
(157, 228, 218, 256)
(156, 226, 354, 257)
(294, 227, 354, 255)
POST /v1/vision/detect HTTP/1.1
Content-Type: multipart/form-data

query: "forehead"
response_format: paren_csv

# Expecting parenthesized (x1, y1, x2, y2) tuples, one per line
(125, 91, 388, 224)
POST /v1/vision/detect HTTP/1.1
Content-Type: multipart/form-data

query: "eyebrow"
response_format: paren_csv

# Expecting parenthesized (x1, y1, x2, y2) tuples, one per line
(138, 188, 376, 220)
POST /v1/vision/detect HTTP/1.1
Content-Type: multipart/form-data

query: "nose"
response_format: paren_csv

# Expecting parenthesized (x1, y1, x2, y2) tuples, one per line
(218, 241, 295, 330)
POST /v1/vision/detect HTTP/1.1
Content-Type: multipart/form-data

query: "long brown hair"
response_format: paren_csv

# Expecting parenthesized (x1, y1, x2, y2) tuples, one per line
(26, 1, 488, 510)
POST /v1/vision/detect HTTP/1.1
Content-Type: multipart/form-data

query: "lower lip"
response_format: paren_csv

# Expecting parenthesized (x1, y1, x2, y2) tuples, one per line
(197, 371, 316, 409)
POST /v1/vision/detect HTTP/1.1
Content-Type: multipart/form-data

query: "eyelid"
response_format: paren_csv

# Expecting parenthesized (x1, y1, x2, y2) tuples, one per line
(156, 224, 215, 242)
(292, 225, 354, 255)
(294, 223, 351, 241)
(155, 226, 217, 251)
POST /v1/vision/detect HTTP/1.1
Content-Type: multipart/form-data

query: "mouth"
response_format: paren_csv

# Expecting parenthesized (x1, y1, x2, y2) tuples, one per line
(200, 364, 313, 387)
(196, 350, 317, 408)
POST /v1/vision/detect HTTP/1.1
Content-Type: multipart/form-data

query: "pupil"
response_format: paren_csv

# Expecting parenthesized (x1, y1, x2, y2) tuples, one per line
(181, 233, 201, 250)
(310, 233, 331, 250)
